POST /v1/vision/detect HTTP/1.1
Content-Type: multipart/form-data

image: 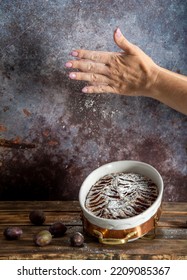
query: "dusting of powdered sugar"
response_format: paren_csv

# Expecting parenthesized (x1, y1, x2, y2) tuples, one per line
(85, 172, 159, 219)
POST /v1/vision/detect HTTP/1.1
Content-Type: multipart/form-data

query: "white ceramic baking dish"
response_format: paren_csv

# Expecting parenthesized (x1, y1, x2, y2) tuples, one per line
(79, 160, 164, 245)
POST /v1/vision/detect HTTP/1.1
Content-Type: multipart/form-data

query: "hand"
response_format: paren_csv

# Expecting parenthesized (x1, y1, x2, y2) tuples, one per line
(66, 28, 160, 96)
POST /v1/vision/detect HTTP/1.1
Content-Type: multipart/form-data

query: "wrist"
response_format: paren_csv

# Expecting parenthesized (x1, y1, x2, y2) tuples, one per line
(145, 64, 162, 99)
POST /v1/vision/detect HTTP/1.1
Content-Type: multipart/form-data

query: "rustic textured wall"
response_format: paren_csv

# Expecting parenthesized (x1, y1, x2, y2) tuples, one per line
(0, 0, 187, 201)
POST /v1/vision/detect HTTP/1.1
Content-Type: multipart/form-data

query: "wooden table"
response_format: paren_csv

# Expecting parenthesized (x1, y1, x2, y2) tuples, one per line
(0, 201, 186, 260)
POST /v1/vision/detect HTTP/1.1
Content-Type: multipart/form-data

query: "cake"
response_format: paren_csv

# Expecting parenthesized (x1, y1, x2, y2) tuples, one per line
(85, 172, 159, 219)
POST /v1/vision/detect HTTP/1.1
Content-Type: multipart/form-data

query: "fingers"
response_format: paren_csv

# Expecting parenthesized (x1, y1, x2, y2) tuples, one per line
(114, 28, 136, 55)
(68, 71, 110, 84)
(70, 49, 113, 64)
(65, 28, 134, 95)
(66, 59, 109, 75)
(82, 85, 116, 94)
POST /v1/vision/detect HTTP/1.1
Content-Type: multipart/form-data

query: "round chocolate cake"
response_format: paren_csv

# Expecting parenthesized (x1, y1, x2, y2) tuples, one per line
(85, 172, 159, 219)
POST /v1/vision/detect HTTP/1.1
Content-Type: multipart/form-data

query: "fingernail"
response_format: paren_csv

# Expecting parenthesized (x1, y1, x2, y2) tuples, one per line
(116, 27, 122, 38)
(82, 87, 88, 93)
(71, 51, 78, 57)
(65, 62, 72, 68)
(69, 73, 76, 79)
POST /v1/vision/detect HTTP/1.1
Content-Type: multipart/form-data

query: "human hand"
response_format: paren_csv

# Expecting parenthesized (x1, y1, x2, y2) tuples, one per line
(66, 28, 160, 96)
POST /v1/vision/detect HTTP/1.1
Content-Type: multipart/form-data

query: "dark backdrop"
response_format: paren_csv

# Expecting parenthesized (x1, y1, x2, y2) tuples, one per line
(0, 0, 187, 201)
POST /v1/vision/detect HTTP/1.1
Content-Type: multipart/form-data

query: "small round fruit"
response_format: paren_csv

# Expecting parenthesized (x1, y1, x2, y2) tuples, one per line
(4, 227, 23, 240)
(49, 222, 67, 237)
(70, 232, 84, 247)
(34, 230, 52, 246)
(29, 210, 46, 225)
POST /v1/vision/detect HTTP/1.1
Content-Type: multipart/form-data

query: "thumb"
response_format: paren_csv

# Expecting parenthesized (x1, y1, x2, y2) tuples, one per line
(114, 28, 136, 55)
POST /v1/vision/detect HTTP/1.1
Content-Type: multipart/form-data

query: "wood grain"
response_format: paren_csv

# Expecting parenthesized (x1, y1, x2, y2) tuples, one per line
(0, 201, 186, 260)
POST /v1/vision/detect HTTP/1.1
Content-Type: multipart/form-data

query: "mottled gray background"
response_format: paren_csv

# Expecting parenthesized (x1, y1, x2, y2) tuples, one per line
(0, 0, 187, 201)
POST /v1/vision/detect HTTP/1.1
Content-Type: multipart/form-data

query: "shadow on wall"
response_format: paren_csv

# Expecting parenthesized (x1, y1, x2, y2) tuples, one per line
(0, 152, 83, 200)
(1, 25, 86, 97)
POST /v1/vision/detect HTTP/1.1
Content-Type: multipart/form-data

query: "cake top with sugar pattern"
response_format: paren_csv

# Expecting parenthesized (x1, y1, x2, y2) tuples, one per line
(85, 172, 158, 219)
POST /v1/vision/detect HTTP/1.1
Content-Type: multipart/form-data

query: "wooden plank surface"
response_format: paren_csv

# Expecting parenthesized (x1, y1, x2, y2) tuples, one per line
(0, 201, 186, 260)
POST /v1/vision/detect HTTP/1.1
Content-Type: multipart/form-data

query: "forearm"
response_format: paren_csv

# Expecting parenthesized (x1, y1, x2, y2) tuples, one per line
(151, 66, 187, 115)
